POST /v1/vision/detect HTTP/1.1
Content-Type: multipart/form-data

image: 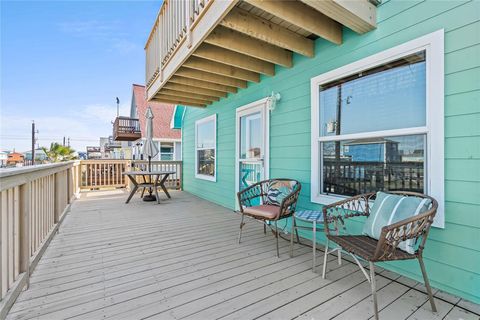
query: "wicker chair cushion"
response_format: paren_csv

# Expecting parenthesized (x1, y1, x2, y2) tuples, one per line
(328, 235, 415, 261)
(266, 180, 296, 206)
(243, 205, 280, 219)
(362, 192, 431, 253)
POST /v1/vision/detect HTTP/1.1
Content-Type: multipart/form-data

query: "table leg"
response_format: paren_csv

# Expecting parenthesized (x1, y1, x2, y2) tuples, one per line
(159, 174, 171, 198)
(154, 175, 161, 204)
(313, 221, 316, 272)
(125, 175, 139, 204)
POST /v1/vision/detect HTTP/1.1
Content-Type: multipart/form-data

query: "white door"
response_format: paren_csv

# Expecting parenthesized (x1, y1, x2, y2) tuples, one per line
(235, 99, 269, 201)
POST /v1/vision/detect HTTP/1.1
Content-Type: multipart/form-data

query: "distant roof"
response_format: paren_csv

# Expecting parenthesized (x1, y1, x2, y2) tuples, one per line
(132, 84, 181, 139)
(344, 137, 398, 146)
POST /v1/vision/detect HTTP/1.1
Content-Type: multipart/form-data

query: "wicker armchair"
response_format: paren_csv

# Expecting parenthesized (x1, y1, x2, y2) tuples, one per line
(237, 179, 301, 257)
(322, 191, 438, 320)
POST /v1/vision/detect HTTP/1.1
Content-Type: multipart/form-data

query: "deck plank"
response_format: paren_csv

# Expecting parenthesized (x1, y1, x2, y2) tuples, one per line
(6, 190, 479, 320)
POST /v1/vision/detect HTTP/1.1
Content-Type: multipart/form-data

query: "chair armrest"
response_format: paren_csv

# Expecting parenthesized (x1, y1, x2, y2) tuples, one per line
(322, 192, 375, 236)
(373, 202, 437, 260)
(237, 181, 264, 212)
(278, 184, 302, 218)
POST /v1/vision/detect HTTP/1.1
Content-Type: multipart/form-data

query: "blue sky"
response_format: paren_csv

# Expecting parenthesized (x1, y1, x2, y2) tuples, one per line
(1, 0, 161, 152)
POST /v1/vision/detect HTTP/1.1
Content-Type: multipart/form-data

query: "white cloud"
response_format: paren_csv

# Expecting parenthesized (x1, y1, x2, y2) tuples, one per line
(58, 20, 138, 55)
(0, 102, 131, 153)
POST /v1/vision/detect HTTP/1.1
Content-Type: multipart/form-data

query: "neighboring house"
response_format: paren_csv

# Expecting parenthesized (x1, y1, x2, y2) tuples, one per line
(7, 152, 24, 166)
(143, 1, 480, 305)
(0, 151, 9, 167)
(86, 146, 101, 160)
(130, 84, 182, 161)
(23, 148, 48, 162)
(99, 136, 131, 159)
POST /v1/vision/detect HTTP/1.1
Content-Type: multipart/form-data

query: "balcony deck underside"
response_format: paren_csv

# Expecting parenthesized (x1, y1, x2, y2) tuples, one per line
(146, 0, 378, 107)
(6, 190, 479, 320)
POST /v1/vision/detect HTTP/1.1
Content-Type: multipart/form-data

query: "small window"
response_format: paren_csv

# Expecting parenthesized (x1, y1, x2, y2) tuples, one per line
(311, 30, 444, 227)
(160, 142, 174, 160)
(195, 114, 216, 181)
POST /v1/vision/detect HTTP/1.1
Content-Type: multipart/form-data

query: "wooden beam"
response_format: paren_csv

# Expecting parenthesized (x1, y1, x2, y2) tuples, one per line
(169, 75, 237, 93)
(163, 82, 227, 98)
(152, 96, 206, 108)
(176, 67, 248, 88)
(221, 7, 314, 57)
(160, 88, 219, 102)
(205, 26, 292, 68)
(184, 56, 260, 83)
(193, 43, 275, 76)
(244, 0, 342, 45)
(299, 0, 376, 34)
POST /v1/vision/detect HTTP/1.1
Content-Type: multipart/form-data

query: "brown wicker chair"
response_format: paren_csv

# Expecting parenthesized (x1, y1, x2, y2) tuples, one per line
(237, 179, 301, 257)
(322, 191, 438, 320)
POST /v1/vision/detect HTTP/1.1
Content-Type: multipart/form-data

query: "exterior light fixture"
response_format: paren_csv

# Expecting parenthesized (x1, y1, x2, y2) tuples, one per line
(266, 92, 281, 111)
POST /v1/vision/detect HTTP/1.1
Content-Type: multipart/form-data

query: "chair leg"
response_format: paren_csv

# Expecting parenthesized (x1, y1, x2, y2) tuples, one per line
(369, 262, 379, 320)
(294, 218, 301, 244)
(322, 238, 329, 279)
(238, 213, 245, 244)
(263, 223, 266, 235)
(418, 255, 437, 312)
(275, 220, 279, 258)
(290, 216, 295, 258)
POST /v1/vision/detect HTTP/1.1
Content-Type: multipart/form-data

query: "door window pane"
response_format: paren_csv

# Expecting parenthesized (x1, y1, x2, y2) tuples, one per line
(240, 112, 262, 159)
(320, 51, 426, 137)
(322, 134, 425, 196)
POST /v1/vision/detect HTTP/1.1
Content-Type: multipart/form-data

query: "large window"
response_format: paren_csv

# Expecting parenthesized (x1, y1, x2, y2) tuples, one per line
(195, 114, 216, 181)
(311, 30, 444, 227)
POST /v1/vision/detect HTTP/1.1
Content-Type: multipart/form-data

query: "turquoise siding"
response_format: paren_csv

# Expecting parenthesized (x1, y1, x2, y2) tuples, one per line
(182, 0, 480, 303)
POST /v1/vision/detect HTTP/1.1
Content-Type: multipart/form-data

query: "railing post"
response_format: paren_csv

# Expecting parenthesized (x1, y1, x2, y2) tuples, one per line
(187, 0, 193, 48)
(19, 182, 31, 289)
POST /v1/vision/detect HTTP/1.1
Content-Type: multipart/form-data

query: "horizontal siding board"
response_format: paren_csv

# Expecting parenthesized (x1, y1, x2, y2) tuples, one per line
(181, 0, 480, 304)
(445, 113, 480, 137)
(445, 90, 480, 116)
(444, 201, 480, 228)
(445, 136, 480, 159)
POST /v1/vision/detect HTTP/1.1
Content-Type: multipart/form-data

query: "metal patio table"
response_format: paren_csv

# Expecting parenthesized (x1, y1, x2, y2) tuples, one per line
(123, 170, 175, 204)
(293, 210, 342, 274)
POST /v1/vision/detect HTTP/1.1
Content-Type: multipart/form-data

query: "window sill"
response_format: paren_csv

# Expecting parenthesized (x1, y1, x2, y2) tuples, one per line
(195, 174, 216, 182)
(311, 193, 348, 206)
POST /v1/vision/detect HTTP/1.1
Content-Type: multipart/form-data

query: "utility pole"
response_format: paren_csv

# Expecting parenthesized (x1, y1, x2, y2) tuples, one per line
(67, 137, 70, 148)
(63, 136, 65, 146)
(116, 97, 120, 118)
(31, 121, 35, 164)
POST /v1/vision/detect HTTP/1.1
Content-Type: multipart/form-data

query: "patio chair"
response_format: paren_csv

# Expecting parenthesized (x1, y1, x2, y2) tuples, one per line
(237, 179, 301, 257)
(322, 191, 438, 320)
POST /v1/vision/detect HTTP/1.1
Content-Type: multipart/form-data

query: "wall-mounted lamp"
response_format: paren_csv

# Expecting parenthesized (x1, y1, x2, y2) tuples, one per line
(266, 92, 281, 111)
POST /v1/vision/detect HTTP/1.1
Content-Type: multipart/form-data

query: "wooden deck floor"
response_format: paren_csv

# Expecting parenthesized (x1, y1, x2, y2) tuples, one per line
(6, 190, 479, 320)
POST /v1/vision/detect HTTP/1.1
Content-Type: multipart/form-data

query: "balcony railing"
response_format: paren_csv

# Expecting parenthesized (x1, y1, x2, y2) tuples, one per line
(145, 0, 213, 89)
(0, 159, 183, 316)
(0, 161, 80, 316)
(323, 160, 424, 196)
(113, 117, 141, 141)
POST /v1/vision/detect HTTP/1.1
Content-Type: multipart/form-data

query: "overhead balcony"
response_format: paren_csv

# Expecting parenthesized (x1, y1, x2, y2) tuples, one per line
(113, 116, 141, 141)
(145, 0, 378, 107)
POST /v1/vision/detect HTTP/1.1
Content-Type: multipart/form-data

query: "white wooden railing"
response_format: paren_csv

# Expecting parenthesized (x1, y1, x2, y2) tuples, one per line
(0, 159, 182, 317)
(0, 161, 80, 318)
(132, 160, 183, 190)
(145, 0, 213, 88)
(80, 160, 130, 190)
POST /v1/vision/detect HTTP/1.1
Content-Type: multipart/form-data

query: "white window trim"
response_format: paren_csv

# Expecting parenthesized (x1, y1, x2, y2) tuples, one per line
(310, 29, 444, 228)
(195, 114, 217, 182)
